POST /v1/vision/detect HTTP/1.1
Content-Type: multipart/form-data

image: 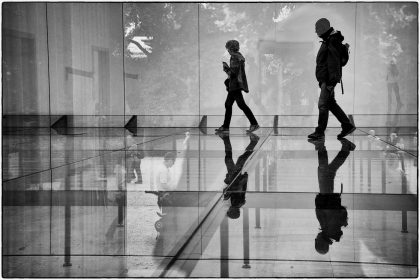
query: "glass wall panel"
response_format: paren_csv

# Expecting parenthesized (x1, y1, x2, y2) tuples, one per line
(47, 3, 124, 116)
(3, 171, 52, 255)
(2, 2, 418, 126)
(123, 3, 199, 117)
(2, 3, 49, 115)
(2, 128, 51, 181)
(3, 2, 418, 125)
(199, 3, 356, 118)
(354, 3, 418, 115)
(51, 151, 127, 256)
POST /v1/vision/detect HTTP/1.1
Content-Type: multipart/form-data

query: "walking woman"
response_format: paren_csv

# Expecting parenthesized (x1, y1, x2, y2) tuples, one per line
(216, 40, 259, 133)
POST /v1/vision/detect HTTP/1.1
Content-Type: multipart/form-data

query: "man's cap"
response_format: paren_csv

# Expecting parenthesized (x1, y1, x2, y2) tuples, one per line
(315, 18, 331, 36)
(315, 232, 331, 254)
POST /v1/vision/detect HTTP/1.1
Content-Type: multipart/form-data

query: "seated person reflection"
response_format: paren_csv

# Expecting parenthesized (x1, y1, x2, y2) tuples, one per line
(154, 132, 190, 192)
(147, 132, 190, 238)
(218, 131, 259, 219)
(308, 138, 356, 254)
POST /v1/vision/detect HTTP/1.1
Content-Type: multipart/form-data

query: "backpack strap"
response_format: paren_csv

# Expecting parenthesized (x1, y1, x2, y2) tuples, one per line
(324, 38, 345, 94)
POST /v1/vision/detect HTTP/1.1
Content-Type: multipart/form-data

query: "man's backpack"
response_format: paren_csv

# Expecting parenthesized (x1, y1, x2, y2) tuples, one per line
(324, 36, 350, 94)
(324, 37, 350, 67)
(337, 43, 350, 67)
(332, 42, 349, 94)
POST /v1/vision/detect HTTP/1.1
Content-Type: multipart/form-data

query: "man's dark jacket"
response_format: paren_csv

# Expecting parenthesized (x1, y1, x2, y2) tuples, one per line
(315, 193, 348, 242)
(316, 28, 345, 87)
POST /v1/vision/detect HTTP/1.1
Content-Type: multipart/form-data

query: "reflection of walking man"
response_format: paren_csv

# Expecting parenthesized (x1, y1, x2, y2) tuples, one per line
(308, 138, 355, 254)
(386, 59, 403, 111)
(216, 40, 259, 134)
(308, 18, 356, 140)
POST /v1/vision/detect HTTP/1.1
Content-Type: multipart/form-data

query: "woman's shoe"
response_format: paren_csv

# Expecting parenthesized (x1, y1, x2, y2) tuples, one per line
(246, 124, 260, 133)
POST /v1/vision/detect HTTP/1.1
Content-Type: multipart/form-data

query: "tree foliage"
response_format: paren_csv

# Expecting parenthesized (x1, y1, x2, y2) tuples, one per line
(122, 3, 417, 114)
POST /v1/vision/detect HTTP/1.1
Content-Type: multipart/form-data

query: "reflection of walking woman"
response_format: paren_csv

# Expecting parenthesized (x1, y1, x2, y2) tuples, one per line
(219, 132, 259, 219)
(216, 40, 259, 133)
(386, 60, 403, 111)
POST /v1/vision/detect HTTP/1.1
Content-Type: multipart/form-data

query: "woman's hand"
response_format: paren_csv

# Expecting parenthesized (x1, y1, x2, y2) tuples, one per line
(223, 61, 230, 73)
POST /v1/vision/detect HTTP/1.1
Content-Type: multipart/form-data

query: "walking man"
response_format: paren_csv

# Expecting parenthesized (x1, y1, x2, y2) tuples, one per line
(216, 40, 259, 133)
(308, 18, 356, 140)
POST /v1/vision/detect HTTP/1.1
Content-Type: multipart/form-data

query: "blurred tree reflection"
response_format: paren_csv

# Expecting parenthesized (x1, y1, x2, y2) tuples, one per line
(357, 3, 417, 113)
(122, 3, 416, 115)
(123, 3, 297, 115)
(123, 3, 199, 115)
(198, 3, 298, 114)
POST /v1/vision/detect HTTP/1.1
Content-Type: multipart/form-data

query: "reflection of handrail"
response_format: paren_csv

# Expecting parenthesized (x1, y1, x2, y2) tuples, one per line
(243, 192, 417, 210)
(3, 28, 35, 39)
(2, 131, 187, 184)
(65, 67, 93, 80)
(2, 190, 416, 210)
(64, 67, 138, 80)
(359, 128, 417, 158)
(3, 190, 221, 206)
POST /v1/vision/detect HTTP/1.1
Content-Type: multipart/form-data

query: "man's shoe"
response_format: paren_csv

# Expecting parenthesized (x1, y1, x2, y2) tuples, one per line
(337, 125, 356, 139)
(339, 138, 356, 151)
(246, 124, 260, 133)
(308, 131, 325, 140)
(307, 138, 326, 151)
(215, 126, 229, 133)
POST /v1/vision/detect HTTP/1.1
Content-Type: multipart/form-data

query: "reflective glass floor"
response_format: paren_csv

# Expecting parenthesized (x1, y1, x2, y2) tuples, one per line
(2, 124, 418, 278)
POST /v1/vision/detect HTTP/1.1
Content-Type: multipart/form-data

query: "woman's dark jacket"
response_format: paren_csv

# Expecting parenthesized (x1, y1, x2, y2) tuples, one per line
(316, 27, 345, 87)
(225, 52, 249, 93)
